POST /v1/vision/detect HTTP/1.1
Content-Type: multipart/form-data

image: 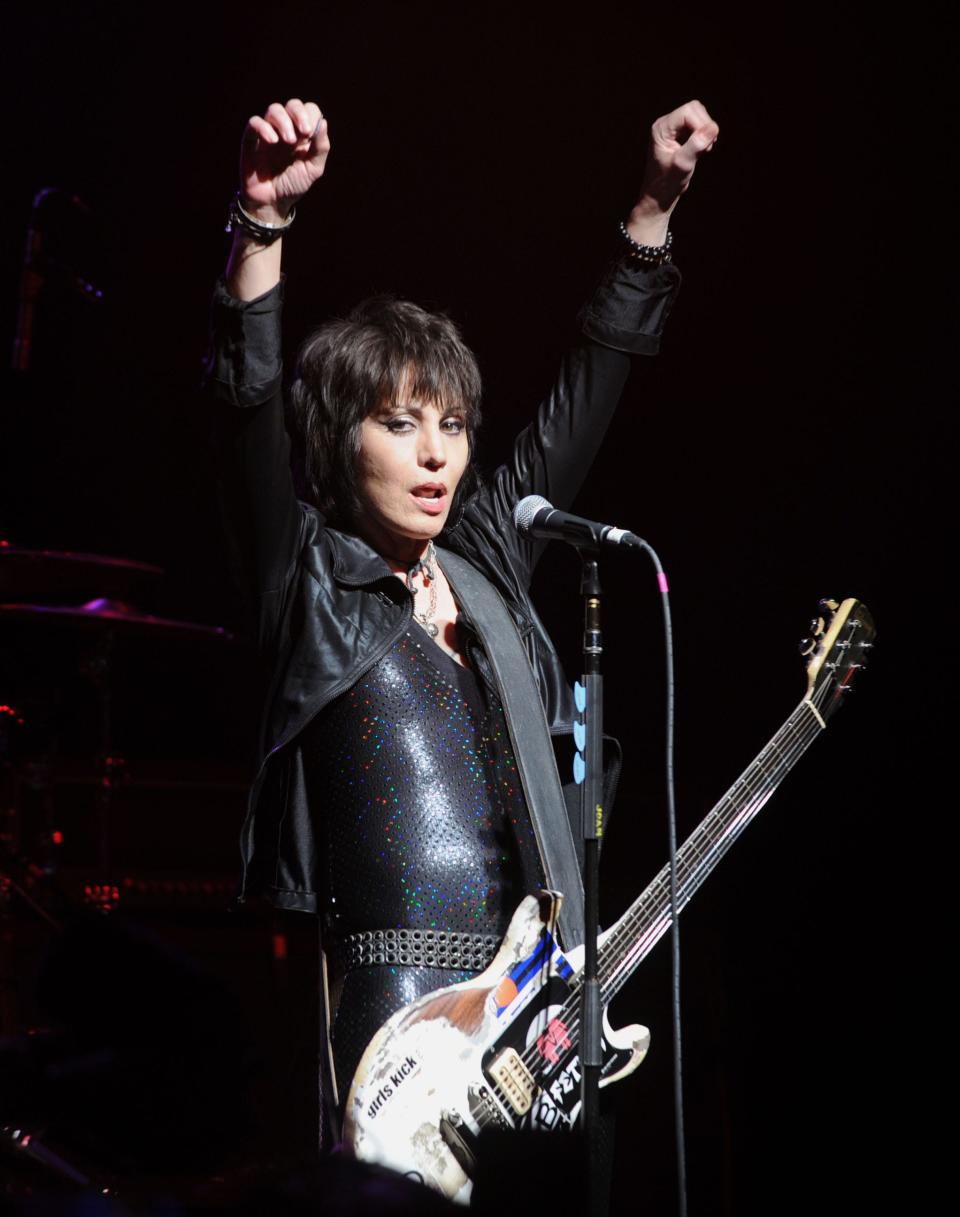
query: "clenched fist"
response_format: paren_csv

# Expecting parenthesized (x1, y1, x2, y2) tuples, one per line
(628, 100, 719, 246)
(240, 98, 331, 223)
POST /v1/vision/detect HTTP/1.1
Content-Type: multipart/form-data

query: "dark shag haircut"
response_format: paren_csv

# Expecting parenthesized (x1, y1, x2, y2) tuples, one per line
(290, 296, 483, 528)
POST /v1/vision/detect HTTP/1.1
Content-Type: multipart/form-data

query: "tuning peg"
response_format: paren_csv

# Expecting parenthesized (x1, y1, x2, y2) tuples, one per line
(809, 616, 826, 637)
(819, 598, 839, 612)
(799, 637, 817, 656)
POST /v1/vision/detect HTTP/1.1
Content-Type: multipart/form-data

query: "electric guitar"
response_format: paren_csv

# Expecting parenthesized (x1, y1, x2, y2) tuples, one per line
(342, 597, 875, 1203)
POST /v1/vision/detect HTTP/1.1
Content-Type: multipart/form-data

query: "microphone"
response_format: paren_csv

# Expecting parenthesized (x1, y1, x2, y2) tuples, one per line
(512, 495, 643, 551)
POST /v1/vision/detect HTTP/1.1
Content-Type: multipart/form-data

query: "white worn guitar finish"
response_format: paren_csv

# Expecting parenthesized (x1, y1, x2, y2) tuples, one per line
(343, 598, 875, 1203)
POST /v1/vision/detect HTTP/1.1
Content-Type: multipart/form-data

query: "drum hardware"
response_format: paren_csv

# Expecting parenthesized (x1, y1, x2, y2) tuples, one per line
(1, 553, 235, 901)
(0, 597, 233, 641)
(0, 703, 26, 729)
(0, 543, 255, 1194)
(1, 704, 25, 856)
(81, 883, 121, 912)
(0, 544, 163, 602)
(2, 1124, 97, 1188)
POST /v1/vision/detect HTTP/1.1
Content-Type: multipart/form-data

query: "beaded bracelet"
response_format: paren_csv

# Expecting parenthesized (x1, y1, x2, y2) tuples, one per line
(619, 220, 673, 265)
(226, 193, 296, 245)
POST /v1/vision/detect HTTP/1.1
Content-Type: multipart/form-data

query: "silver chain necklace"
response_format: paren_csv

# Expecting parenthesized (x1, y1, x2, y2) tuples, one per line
(406, 541, 439, 637)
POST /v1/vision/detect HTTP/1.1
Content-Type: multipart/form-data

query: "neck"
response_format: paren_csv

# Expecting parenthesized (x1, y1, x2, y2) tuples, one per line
(372, 536, 435, 575)
(350, 517, 435, 573)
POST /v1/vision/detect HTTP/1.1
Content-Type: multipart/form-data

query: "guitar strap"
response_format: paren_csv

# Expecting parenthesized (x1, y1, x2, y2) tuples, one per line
(437, 548, 585, 949)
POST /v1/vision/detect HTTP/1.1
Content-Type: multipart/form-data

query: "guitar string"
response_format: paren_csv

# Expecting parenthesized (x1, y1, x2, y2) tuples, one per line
(498, 695, 829, 1103)
(578, 709, 820, 1010)
(508, 706, 823, 1097)
(567, 697, 828, 1070)
(603, 697, 821, 976)
(479, 632, 859, 1119)
(474, 930, 561, 1131)
(478, 625, 868, 1121)
(595, 705, 822, 1001)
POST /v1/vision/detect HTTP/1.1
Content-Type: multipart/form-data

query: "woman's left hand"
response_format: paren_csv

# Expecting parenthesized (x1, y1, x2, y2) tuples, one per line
(627, 100, 719, 245)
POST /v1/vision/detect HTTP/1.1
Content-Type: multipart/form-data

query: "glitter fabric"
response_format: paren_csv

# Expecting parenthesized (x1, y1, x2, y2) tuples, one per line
(302, 629, 544, 1097)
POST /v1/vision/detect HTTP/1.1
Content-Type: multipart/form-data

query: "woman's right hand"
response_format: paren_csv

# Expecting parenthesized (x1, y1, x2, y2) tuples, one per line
(226, 99, 329, 299)
(240, 99, 330, 222)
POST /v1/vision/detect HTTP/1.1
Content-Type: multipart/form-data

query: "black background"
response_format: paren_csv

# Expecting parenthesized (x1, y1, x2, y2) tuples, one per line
(0, 3, 947, 1213)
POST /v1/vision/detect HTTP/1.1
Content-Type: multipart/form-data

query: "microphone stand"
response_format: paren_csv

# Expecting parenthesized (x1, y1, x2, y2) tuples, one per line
(11, 187, 102, 374)
(577, 553, 605, 1215)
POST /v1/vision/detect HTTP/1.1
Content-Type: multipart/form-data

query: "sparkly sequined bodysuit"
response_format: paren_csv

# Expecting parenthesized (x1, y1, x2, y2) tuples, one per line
(301, 630, 545, 1098)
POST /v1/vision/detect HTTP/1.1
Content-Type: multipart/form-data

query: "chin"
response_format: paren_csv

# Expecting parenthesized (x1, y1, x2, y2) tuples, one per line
(405, 522, 446, 545)
(404, 512, 450, 540)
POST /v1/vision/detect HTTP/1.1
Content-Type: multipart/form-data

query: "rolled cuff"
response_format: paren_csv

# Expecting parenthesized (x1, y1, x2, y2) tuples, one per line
(579, 257, 682, 356)
(204, 277, 285, 407)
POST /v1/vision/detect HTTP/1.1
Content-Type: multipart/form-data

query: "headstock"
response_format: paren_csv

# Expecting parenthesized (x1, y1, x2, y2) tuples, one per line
(801, 598, 876, 724)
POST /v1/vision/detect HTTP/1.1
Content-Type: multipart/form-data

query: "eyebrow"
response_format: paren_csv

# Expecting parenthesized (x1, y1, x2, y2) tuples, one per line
(378, 399, 462, 418)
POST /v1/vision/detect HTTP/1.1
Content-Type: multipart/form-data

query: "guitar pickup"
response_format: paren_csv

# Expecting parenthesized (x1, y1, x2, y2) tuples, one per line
(488, 1047, 538, 1115)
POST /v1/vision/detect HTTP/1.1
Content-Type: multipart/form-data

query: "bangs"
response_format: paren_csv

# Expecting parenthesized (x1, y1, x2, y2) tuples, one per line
(345, 312, 481, 430)
(376, 360, 476, 424)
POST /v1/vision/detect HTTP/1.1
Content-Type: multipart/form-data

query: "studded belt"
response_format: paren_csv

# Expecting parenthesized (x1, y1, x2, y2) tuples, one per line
(333, 927, 501, 973)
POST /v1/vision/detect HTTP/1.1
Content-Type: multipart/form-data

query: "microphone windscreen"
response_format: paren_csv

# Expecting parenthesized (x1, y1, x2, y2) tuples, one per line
(512, 494, 551, 534)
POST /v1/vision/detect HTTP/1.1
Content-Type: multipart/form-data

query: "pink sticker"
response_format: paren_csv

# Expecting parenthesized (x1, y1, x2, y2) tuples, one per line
(657, 571, 669, 594)
(536, 1018, 573, 1064)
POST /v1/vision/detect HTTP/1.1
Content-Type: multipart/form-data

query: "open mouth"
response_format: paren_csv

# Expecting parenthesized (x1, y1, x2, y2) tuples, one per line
(411, 484, 448, 513)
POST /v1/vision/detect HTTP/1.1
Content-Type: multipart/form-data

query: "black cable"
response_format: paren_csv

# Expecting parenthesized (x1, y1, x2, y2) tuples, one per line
(633, 541, 687, 1217)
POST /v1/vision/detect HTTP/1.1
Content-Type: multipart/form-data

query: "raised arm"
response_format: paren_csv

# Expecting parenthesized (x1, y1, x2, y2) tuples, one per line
(208, 100, 330, 635)
(455, 101, 718, 583)
(226, 99, 330, 299)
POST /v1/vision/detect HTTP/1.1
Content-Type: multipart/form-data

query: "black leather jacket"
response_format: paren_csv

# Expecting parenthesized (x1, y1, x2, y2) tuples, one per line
(207, 256, 681, 913)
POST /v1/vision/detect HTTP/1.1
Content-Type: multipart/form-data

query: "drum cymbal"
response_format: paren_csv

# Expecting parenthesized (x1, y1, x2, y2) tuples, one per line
(0, 598, 233, 642)
(0, 545, 164, 600)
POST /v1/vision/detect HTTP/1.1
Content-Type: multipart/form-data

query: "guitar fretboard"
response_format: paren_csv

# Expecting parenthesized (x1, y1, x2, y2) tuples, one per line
(594, 697, 825, 1005)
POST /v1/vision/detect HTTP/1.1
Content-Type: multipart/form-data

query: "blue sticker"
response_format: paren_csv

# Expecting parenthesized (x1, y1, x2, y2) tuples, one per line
(573, 721, 586, 752)
(573, 753, 585, 785)
(574, 682, 586, 713)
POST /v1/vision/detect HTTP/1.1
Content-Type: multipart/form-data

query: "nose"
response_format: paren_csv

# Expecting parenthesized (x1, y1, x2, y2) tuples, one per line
(419, 419, 447, 470)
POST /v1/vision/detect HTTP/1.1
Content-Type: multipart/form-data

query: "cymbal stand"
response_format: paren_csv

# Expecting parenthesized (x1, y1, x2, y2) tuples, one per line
(79, 629, 125, 901)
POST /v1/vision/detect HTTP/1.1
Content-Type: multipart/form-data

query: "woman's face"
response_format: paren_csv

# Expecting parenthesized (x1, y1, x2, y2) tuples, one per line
(353, 390, 469, 559)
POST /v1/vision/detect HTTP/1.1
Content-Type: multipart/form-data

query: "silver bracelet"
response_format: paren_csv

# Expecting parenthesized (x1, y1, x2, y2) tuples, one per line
(619, 220, 673, 265)
(226, 193, 295, 245)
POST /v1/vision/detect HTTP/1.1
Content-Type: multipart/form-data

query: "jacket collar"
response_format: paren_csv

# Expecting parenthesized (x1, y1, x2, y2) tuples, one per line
(327, 529, 395, 586)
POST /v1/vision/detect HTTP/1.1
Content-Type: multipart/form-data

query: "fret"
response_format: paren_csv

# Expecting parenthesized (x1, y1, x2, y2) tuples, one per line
(595, 701, 826, 1005)
(572, 602, 871, 1069)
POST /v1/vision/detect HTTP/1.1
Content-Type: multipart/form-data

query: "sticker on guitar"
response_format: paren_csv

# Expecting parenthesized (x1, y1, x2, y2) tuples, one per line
(364, 1054, 420, 1123)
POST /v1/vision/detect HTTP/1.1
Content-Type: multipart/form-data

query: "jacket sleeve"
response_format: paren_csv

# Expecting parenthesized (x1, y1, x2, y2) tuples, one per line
(457, 256, 681, 588)
(205, 277, 306, 646)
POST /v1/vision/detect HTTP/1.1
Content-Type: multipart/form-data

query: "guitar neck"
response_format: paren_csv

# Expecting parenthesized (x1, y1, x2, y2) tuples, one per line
(595, 697, 826, 1005)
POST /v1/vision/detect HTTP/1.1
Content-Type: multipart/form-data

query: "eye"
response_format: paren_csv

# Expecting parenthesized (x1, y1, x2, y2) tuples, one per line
(441, 417, 465, 435)
(384, 417, 415, 434)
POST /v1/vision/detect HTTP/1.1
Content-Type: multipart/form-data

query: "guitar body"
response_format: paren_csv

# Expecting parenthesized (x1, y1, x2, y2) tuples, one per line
(343, 892, 649, 1204)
